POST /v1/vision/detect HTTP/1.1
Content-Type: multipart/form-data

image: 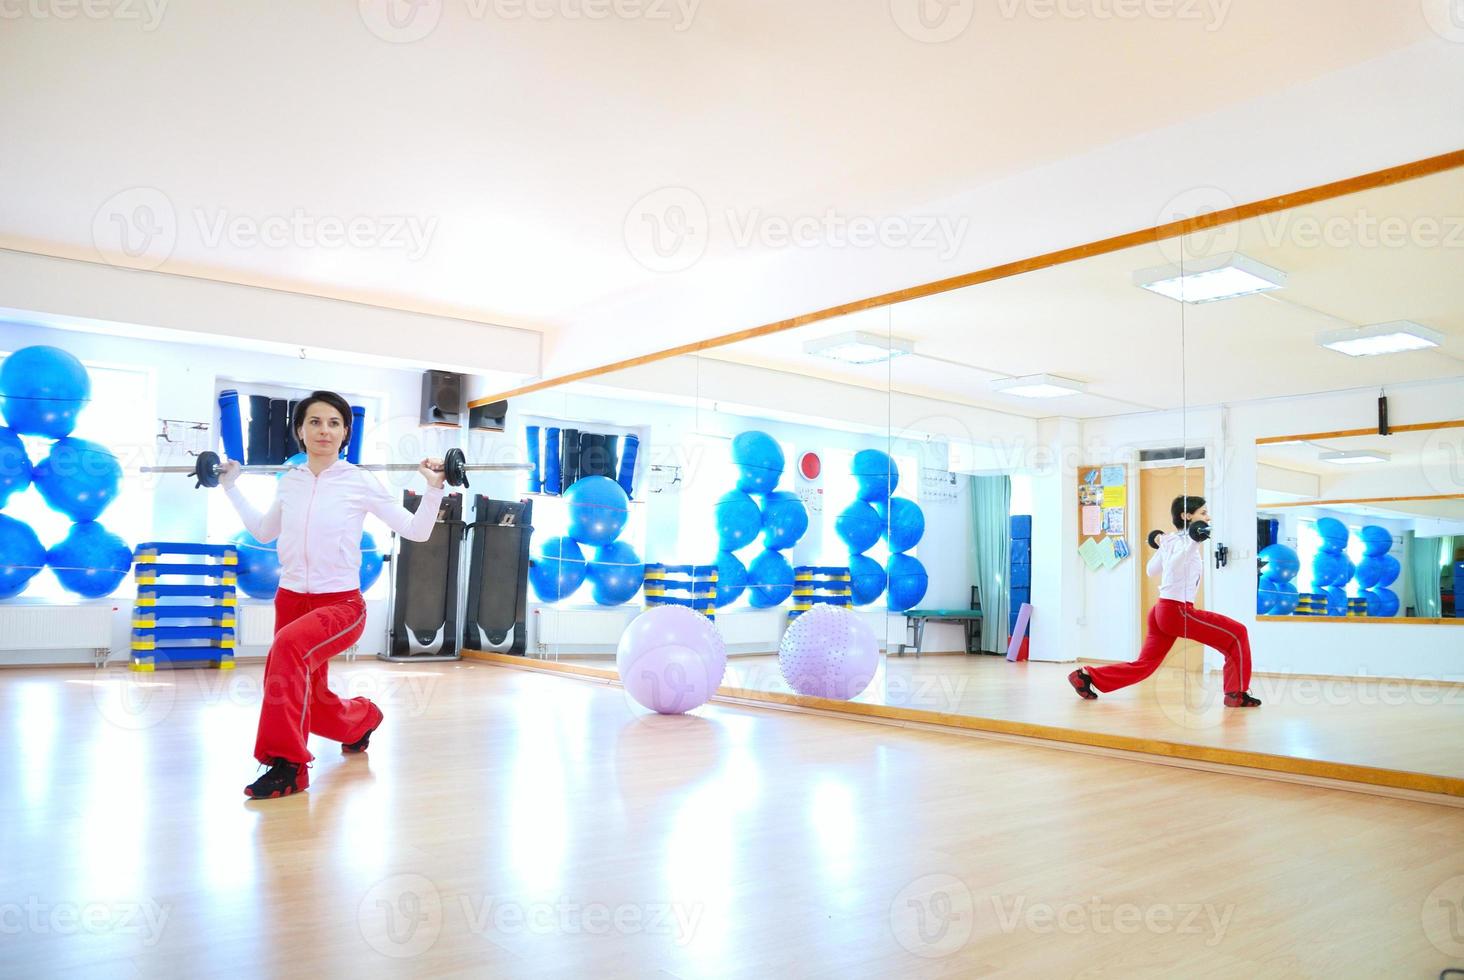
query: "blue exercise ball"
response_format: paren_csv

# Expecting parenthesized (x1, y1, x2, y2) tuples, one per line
(1257, 544, 1299, 582)
(0, 345, 91, 438)
(732, 431, 784, 494)
(1257, 579, 1298, 615)
(1365, 587, 1400, 617)
(1359, 525, 1392, 558)
(281, 451, 308, 472)
(0, 426, 33, 508)
(715, 489, 762, 552)
(853, 449, 898, 503)
(747, 549, 794, 608)
(885, 553, 928, 611)
(33, 438, 122, 522)
(877, 497, 925, 553)
(848, 553, 887, 606)
(1312, 550, 1353, 588)
(359, 531, 384, 592)
(0, 514, 47, 599)
(588, 540, 644, 606)
(1376, 553, 1400, 588)
(1314, 517, 1349, 552)
(835, 500, 882, 554)
(1356, 555, 1385, 589)
(714, 549, 748, 607)
(1270, 579, 1299, 615)
(231, 530, 281, 599)
(761, 490, 809, 551)
(46, 521, 132, 598)
(1324, 586, 1350, 617)
(530, 536, 587, 602)
(564, 476, 629, 547)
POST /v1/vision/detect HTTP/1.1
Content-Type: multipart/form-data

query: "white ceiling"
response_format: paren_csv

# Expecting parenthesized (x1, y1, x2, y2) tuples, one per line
(0, 1, 1445, 375)
(705, 168, 1464, 418)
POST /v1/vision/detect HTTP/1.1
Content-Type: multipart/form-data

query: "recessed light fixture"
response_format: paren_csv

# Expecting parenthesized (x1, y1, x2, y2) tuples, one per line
(1317, 320, 1443, 357)
(989, 374, 1088, 399)
(1132, 253, 1287, 303)
(803, 330, 914, 365)
(1319, 449, 1390, 466)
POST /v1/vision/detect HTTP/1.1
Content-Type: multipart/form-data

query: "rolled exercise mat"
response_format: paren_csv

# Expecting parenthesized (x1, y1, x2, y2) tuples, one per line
(617, 434, 639, 498)
(268, 398, 289, 465)
(283, 399, 302, 458)
(561, 427, 580, 492)
(525, 425, 542, 493)
(579, 431, 603, 477)
(247, 395, 271, 464)
(543, 428, 561, 495)
(217, 390, 245, 462)
(604, 434, 619, 485)
(348, 405, 365, 463)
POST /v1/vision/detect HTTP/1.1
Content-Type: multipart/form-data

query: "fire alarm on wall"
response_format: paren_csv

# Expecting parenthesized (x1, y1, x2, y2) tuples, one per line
(798, 451, 821, 481)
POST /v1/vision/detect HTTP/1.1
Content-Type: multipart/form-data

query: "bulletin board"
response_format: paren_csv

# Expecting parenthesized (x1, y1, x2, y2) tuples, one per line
(1076, 465, 1131, 570)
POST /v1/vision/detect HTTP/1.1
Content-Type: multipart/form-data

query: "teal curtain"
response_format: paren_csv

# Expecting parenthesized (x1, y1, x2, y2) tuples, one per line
(969, 476, 1011, 652)
(1409, 535, 1448, 617)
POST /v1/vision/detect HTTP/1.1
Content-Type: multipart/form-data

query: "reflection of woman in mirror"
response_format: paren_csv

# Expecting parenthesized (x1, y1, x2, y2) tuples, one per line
(1069, 495, 1261, 707)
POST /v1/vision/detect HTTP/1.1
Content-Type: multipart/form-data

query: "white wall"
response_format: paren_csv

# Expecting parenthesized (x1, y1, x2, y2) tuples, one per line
(1078, 377, 1464, 681)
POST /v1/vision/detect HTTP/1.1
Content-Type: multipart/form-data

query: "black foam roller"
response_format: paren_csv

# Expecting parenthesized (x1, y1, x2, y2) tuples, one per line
(561, 428, 580, 491)
(604, 434, 619, 482)
(268, 399, 289, 465)
(247, 395, 271, 465)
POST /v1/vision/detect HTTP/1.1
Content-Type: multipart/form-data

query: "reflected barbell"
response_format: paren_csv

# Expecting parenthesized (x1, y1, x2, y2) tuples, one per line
(141, 448, 530, 490)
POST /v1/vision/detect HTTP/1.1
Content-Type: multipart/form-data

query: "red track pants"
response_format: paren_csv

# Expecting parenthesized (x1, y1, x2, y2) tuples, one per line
(255, 588, 374, 764)
(1085, 599, 1252, 695)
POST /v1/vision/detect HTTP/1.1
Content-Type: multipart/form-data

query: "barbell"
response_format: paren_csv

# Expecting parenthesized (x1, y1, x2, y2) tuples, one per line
(141, 448, 531, 490)
(1146, 521, 1212, 549)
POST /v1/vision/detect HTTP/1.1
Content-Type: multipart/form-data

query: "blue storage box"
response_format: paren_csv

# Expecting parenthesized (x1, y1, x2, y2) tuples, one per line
(1011, 539, 1031, 564)
(1010, 514, 1032, 539)
(1009, 562, 1030, 588)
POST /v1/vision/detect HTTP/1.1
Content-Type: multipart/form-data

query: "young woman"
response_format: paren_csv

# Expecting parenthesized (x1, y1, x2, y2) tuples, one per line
(1069, 495, 1261, 708)
(220, 390, 448, 799)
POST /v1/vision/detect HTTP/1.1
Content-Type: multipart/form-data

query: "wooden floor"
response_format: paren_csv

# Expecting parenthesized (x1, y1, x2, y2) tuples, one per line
(547, 653, 1464, 781)
(3, 662, 1463, 978)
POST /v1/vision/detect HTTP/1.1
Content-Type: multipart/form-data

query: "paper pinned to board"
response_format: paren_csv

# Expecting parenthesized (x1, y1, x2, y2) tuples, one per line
(1079, 537, 1104, 571)
(1081, 505, 1102, 535)
(1102, 485, 1126, 509)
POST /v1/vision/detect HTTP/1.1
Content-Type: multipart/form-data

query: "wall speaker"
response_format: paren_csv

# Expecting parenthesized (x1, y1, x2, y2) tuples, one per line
(421, 370, 462, 426)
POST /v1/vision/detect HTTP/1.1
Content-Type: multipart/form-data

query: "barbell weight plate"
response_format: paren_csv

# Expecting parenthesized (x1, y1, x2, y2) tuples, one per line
(194, 451, 221, 489)
(1146, 529, 1163, 550)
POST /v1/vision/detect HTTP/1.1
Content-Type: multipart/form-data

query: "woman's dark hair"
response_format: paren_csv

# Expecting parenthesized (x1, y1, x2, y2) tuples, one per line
(1171, 495, 1206, 530)
(294, 390, 352, 449)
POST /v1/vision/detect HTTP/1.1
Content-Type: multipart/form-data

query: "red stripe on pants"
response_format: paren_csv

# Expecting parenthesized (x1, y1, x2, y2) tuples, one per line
(255, 588, 372, 764)
(1085, 599, 1252, 695)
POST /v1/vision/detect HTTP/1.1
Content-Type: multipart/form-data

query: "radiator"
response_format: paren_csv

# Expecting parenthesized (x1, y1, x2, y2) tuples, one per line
(236, 602, 277, 647)
(0, 604, 112, 650)
(534, 606, 638, 648)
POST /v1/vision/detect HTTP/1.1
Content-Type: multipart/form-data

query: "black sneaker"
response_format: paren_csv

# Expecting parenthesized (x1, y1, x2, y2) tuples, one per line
(244, 758, 309, 798)
(343, 704, 384, 754)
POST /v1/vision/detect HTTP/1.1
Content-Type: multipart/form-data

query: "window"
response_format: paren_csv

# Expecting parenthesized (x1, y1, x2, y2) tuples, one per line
(1, 357, 154, 601)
